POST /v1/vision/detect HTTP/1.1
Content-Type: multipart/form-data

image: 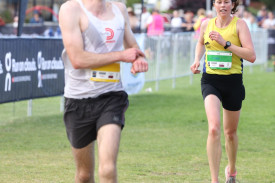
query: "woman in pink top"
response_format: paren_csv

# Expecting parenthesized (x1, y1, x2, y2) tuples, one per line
(147, 9, 164, 36)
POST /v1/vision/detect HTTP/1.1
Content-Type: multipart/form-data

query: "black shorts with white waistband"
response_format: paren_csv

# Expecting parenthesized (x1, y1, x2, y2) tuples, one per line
(63, 91, 129, 149)
(201, 73, 245, 111)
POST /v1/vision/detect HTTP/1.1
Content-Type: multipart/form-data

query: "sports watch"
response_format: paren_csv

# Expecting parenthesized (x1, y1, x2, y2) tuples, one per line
(224, 41, 231, 49)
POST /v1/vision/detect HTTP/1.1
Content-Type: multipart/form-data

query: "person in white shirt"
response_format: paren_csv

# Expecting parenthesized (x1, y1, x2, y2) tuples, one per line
(170, 10, 183, 33)
(263, 11, 275, 29)
(59, 0, 148, 182)
(140, 7, 151, 33)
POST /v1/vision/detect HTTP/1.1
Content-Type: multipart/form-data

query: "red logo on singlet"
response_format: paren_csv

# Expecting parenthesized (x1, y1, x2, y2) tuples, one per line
(105, 28, 115, 43)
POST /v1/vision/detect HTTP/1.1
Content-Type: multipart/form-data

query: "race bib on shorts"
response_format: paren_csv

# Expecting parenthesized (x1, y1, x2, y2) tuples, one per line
(90, 63, 120, 82)
(207, 50, 232, 70)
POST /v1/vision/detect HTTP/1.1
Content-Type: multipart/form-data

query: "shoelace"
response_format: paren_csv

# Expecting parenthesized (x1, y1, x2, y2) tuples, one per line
(226, 177, 239, 183)
(225, 166, 237, 182)
(226, 176, 238, 183)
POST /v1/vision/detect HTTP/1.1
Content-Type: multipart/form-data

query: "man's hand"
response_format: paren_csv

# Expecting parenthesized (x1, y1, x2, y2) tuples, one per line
(131, 56, 148, 74)
(121, 48, 145, 63)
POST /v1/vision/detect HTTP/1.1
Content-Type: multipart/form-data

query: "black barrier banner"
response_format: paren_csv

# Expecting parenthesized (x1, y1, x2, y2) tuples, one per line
(0, 38, 64, 104)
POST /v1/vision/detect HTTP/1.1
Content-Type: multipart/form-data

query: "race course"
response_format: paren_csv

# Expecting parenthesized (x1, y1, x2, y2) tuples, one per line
(0, 66, 274, 183)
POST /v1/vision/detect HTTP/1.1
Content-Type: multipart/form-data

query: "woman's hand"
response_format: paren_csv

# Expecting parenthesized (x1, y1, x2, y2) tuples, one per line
(209, 31, 226, 47)
(190, 61, 201, 74)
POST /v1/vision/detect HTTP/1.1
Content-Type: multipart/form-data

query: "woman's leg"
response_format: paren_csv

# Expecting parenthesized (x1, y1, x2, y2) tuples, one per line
(223, 108, 240, 175)
(204, 94, 222, 183)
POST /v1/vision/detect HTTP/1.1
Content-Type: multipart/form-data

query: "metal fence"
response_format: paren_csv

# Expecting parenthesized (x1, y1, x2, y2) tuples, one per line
(0, 29, 269, 117)
(138, 28, 269, 91)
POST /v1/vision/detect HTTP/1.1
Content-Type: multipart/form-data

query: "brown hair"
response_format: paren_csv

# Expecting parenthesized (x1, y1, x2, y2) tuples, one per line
(231, 0, 239, 14)
(213, 0, 239, 14)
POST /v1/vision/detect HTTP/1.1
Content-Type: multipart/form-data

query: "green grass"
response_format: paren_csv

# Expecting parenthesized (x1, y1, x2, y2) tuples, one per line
(0, 66, 275, 182)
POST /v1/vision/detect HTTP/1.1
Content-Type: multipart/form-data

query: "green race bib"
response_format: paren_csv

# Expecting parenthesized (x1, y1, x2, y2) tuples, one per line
(207, 50, 232, 70)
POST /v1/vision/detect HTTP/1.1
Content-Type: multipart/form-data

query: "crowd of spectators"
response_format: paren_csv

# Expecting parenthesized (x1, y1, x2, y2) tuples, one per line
(0, 9, 62, 37)
(127, 5, 275, 36)
(1, 4, 275, 37)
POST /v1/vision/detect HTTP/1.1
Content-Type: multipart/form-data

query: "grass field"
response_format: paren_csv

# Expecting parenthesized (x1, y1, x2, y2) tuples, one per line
(0, 66, 275, 183)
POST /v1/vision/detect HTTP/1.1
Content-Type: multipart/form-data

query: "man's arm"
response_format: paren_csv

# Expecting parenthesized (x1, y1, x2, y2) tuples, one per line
(114, 2, 148, 74)
(59, 1, 144, 69)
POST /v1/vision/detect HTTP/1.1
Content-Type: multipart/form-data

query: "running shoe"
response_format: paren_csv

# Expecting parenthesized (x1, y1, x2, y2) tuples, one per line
(225, 165, 237, 183)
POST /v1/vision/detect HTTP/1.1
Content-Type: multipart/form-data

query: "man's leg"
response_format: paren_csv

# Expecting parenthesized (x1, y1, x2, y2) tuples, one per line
(72, 142, 96, 183)
(97, 124, 121, 183)
(223, 109, 240, 175)
(204, 94, 222, 183)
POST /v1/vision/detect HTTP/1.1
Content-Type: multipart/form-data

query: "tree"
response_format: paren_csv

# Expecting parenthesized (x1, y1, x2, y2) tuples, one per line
(126, 0, 141, 8)
(170, 0, 206, 13)
(259, 0, 275, 10)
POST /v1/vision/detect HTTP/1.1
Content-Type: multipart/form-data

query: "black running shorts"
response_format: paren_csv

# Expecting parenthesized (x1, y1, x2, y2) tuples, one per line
(63, 91, 129, 149)
(201, 73, 245, 111)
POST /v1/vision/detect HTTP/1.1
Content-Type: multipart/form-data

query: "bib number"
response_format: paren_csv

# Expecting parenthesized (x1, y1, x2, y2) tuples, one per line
(90, 63, 120, 82)
(207, 51, 232, 70)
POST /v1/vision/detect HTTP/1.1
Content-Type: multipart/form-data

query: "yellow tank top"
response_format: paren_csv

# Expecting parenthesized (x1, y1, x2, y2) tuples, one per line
(203, 16, 242, 75)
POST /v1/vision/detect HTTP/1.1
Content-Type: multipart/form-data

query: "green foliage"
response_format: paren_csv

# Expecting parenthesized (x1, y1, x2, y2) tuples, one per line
(260, 0, 275, 11)
(0, 10, 13, 23)
(0, 66, 275, 182)
(126, 0, 141, 8)
(247, 6, 259, 16)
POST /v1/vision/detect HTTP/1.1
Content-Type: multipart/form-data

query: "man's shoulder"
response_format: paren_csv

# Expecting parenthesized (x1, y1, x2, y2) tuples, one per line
(59, 0, 81, 25)
(60, 0, 80, 13)
(110, 1, 126, 12)
(109, 1, 127, 20)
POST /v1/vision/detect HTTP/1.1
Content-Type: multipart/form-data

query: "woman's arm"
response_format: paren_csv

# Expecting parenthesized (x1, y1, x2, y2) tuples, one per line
(229, 19, 256, 63)
(209, 18, 256, 63)
(190, 20, 208, 74)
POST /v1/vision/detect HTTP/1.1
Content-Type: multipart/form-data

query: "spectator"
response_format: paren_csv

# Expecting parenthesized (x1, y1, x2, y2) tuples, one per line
(243, 11, 258, 31)
(170, 10, 183, 33)
(248, 14, 259, 31)
(194, 8, 206, 31)
(0, 16, 5, 26)
(30, 11, 44, 24)
(193, 8, 207, 38)
(206, 10, 213, 19)
(12, 15, 19, 35)
(140, 7, 151, 33)
(44, 27, 55, 37)
(55, 27, 62, 37)
(243, 10, 251, 24)
(146, 8, 164, 36)
(235, 4, 245, 18)
(257, 6, 268, 27)
(13, 16, 18, 28)
(182, 10, 194, 32)
(262, 11, 275, 29)
(127, 7, 139, 33)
